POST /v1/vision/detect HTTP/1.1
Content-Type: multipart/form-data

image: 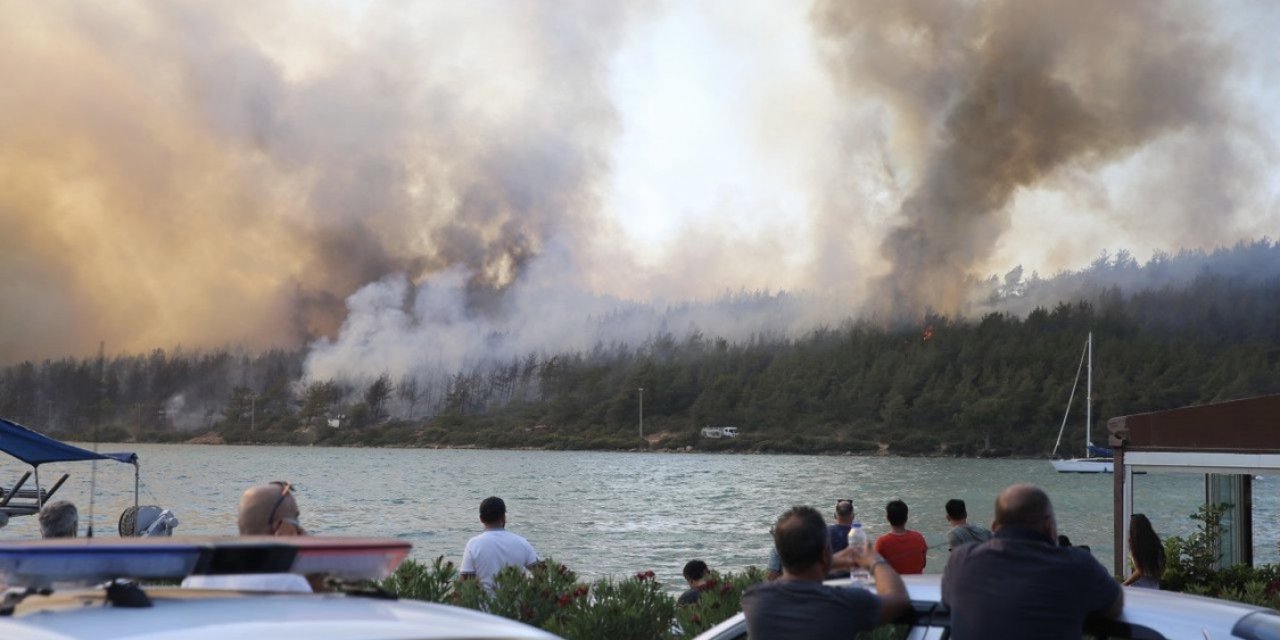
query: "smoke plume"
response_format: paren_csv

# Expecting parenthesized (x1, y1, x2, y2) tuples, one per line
(1, 1, 1274, 380)
(0, 1, 629, 363)
(812, 0, 1240, 317)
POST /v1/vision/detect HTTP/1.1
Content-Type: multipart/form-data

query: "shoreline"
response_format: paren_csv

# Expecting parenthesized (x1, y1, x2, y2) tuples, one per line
(90, 432, 1043, 460)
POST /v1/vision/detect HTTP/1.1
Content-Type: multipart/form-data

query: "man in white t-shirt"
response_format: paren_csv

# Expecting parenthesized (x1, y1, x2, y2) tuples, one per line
(460, 496, 540, 589)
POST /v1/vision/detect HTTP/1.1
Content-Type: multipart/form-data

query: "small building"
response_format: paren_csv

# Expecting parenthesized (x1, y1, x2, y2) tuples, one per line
(1108, 393, 1280, 576)
(721, 426, 739, 438)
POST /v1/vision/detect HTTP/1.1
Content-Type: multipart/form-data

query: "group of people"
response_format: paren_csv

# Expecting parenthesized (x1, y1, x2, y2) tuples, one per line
(34, 479, 1169, 638)
(31, 487, 541, 593)
(763, 496, 989, 580)
(744, 483, 1165, 640)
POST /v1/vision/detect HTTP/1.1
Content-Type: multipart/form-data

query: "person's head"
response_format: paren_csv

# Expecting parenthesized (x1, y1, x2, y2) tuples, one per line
(479, 496, 506, 527)
(1058, 534, 1072, 547)
(772, 506, 830, 574)
(834, 499, 854, 524)
(683, 559, 709, 585)
(1129, 513, 1166, 577)
(38, 501, 77, 538)
(994, 484, 1056, 540)
(885, 499, 909, 527)
(945, 499, 967, 524)
(238, 481, 304, 536)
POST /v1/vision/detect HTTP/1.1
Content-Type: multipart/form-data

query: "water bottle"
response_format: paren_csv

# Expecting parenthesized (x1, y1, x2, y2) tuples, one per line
(847, 523, 870, 584)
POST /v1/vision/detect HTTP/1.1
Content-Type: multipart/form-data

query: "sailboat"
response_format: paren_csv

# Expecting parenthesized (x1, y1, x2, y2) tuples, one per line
(1051, 332, 1113, 473)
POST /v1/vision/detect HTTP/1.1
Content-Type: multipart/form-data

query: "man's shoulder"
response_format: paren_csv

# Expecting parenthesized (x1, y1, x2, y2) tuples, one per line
(501, 529, 535, 547)
(746, 579, 876, 603)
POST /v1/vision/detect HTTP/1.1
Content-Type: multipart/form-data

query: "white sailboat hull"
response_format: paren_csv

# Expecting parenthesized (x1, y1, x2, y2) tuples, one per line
(1052, 457, 1113, 473)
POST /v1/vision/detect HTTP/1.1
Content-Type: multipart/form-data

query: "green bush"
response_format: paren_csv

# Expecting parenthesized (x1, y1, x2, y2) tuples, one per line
(674, 567, 764, 637)
(485, 561, 583, 628)
(1162, 502, 1229, 592)
(380, 555, 457, 603)
(379, 558, 767, 639)
(1163, 503, 1280, 608)
(547, 571, 676, 640)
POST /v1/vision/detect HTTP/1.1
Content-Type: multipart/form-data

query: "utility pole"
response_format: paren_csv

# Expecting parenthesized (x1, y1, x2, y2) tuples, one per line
(638, 387, 644, 440)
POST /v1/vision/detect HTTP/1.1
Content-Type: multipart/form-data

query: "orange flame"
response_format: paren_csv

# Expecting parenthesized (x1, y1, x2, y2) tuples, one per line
(922, 324, 934, 342)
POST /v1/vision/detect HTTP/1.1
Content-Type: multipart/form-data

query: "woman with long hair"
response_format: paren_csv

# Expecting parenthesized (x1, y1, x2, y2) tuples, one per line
(1123, 513, 1165, 589)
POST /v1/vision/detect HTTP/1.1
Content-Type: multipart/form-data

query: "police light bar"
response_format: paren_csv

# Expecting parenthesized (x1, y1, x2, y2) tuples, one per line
(0, 537, 412, 589)
(289, 537, 412, 581)
(0, 539, 203, 588)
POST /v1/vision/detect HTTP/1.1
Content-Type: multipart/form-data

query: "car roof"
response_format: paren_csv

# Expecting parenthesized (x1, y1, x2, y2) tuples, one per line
(0, 588, 561, 640)
(901, 575, 1276, 634)
(696, 575, 1278, 640)
(893, 575, 1272, 634)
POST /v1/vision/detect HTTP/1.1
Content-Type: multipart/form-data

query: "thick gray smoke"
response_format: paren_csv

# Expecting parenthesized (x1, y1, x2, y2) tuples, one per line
(0, 2, 631, 361)
(303, 244, 837, 381)
(812, 0, 1243, 318)
(3, 1, 1274, 381)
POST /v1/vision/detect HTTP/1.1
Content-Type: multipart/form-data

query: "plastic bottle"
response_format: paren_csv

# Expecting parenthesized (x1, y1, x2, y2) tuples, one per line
(847, 523, 871, 584)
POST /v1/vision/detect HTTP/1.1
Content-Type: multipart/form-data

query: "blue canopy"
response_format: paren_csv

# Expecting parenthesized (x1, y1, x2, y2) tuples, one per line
(0, 417, 137, 467)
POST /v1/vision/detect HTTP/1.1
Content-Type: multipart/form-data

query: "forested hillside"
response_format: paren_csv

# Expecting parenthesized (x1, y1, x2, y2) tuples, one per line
(2, 249, 1278, 456)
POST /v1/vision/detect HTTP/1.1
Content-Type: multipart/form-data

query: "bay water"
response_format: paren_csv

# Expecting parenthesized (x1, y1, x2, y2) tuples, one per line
(2, 445, 1273, 587)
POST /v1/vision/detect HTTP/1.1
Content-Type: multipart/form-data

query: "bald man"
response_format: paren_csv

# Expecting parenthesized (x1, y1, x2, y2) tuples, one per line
(182, 482, 310, 592)
(941, 484, 1122, 640)
(238, 482, 306, 535)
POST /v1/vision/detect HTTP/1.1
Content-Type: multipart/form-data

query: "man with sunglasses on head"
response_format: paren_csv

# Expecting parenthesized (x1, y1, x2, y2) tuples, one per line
(182, 481, 312, 592)
(239, 480, 307, 537)
(767, 499, 858, 580)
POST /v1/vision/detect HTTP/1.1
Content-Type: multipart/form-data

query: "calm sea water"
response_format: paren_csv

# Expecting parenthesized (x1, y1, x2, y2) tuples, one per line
(2, 445, 1273, 586)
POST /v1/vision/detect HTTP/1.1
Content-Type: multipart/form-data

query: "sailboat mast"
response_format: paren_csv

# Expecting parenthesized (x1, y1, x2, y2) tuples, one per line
(1086, 332, 1092, 451)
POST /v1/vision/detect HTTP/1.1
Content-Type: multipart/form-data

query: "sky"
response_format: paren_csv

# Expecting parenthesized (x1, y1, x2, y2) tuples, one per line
(0, 0, 1276, 374)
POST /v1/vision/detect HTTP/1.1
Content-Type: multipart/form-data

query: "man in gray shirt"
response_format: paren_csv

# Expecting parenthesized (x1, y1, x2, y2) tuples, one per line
(945, 498, 992, 550)
(942, 485, 1123, 640)
(743, 505, 910, 639)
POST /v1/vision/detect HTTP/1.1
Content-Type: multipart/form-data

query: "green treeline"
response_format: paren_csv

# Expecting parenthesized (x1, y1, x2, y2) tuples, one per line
(460, 275, 1280, 455)
(1, 272, 1278, 456)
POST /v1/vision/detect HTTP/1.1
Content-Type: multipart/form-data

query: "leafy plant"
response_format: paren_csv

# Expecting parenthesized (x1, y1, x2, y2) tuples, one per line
(379, 555, 456, 603)
(1162, 502, 1229, 591)
(483, 559, 583, 629)
(674, 567, 765, 637)
(1162, 503, 1280, 608)
(548, 571, 676, 640)
(378, 559, 778, 640)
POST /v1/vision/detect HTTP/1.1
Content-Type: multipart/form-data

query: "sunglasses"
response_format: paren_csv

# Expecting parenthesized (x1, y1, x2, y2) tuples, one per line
(267, 481, 297, 532)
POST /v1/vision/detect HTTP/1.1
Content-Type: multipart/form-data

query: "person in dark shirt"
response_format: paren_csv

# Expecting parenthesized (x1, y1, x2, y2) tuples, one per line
(1123, 513, 1165, 589)
(743, 505, 910, 640)
(945, 498, 992, 551)
(942, 484, 1123, 640)
(678, 559, 710, 605)
(828, 499, 855, 552)
(826, 499, 855, 578)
